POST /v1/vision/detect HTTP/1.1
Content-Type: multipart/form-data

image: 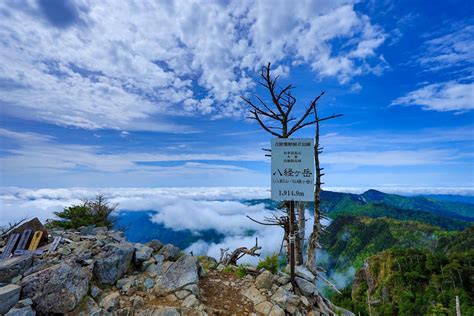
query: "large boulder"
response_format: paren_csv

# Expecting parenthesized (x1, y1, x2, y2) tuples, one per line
(158, 244, 180, 261)
(0, 284, 21, 314)
(271, 287, 300, 314)
(295, 277, 316, 297)
(134, 244, 153, 264)
(295, 265, 315, 282)
(93, 243, 134, 284)
(154, 255, 199, 295)
(20, 261, 92, 314)
(255, 270, 273, 289)
(0, 255, 33, 283)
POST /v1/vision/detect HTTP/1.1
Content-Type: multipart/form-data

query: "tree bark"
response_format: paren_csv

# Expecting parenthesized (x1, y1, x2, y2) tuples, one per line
(306, 108, 321, 275)
(296, 201, 305, 265)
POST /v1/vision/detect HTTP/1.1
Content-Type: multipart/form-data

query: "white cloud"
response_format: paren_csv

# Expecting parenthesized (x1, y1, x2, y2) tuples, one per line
(418, 25, 474, 72)
(392, 81, 474, 112)
(0, 0, 386, 130)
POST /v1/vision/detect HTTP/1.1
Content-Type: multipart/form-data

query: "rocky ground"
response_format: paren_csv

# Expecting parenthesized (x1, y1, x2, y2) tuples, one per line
(0, 225, 353, 315)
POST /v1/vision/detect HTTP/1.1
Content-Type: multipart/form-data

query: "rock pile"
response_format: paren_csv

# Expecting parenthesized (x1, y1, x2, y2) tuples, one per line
(0, 223, 352, 315)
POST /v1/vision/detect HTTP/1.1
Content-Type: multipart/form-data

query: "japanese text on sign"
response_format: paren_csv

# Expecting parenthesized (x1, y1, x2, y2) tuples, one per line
(271, 138, 314, 201)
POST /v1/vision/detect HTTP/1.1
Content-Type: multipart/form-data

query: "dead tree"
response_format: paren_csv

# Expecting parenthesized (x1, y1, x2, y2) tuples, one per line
(306, 105, 341, 274)
(296, 201, 306, 265)
(0, 218, 27, 240)
(219, 237, 261, 266)
(243, 62, 341, 268)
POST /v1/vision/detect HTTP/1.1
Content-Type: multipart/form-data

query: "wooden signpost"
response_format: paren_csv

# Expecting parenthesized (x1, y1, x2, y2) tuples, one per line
(28, 231, 44, 251)
(16, 229, 33, 251)
(1, 233, 20, 260)
(271, 138, 315, 286)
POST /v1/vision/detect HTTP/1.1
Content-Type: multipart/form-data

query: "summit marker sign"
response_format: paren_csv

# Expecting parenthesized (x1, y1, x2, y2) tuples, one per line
(271, 138, 314, 201)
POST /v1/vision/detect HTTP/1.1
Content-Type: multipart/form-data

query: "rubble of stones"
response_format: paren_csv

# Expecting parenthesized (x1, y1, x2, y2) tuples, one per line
(0, 222, 351, 316)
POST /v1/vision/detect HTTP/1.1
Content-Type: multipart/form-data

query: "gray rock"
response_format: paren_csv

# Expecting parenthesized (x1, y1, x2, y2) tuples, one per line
(183, 284, 199, 296)
(271, 287, 300, 313)
(100, 292, 120, 312)
(0, 284, 21, 314)
(16, 298, 33, 307)
(20, 261, 92, 314)
(0, 255, 33, 283)
(5, 306, 36, 316)
(154, 255, 199, 295)
(255, 270, 273, 289)
(90, 285, 102, 299)
(144, 278, 154, 289)
(255, 301, 273, 315)
(93, 243, 134, 284)
(158, 244, 180, 261)
(295, 276, 316, 297)
(134, 307, 180, 316)
(146, 240, 164, 252)
(181, 294, 199, 308)
(134, 244, 154, 263)
(295, 265, 315, 282)
(269, 304, 285, 316)
(130, 295, 144, 308)
(174, 289, 191, 299)
(242, 286, 266, 305)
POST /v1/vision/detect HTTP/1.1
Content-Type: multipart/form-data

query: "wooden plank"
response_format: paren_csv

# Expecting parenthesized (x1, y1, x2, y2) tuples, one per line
(28, 231, 43, 250)
(16, 229, 33, 251)
(48, 236, 62, 252)
(1, 233, 20, 260)
(14, 249, 44, 256)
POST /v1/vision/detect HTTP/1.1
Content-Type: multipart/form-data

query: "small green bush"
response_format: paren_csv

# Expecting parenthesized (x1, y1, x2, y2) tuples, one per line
(257, 253, 279, 274)
(47, 194, 117, 229)
(235, 265, 248, 278)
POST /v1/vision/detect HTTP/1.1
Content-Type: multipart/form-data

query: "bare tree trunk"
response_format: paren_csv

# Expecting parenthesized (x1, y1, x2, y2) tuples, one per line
(296, 201, 305, 265)
(306, 108, 321, 275)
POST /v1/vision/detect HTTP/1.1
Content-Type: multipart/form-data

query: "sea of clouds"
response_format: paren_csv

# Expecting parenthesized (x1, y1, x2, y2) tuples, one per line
(1, 186, 473, 266)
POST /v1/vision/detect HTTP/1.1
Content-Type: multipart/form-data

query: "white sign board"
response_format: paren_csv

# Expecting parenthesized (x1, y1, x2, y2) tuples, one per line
(271, 138, 314, 201)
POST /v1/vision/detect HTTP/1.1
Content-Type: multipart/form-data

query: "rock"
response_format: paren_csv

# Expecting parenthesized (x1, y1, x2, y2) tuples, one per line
(269, 304, 285, 316)
(0, 255, 33, 283)
(295, 265, 315, 282)
(255, 301, 273, 315)
(146, 261, 164, 277)
(130, 295, 144, 308)
(175, 289, 191, 299)
(275, 273, 290, 285)
(255, 270, 273, 289)
(117, 277, 134, 291)
(242, 286, 266, 305)
(134, 244, 154, 263)
(5, 306, 36, 316)
(90, 285, 102, 299)
(93, 243, 134, 284)
(181, 294, 199, 308)
(146, 240, 164, 252)
(158, 244, 180, 261)
(295, 277, 316, 297)
(8, 218, 48, 245)
(155, 255, 199, 295)
(216, 264, 225, 272)
(16, 298, 33, 307)
(0, 284, 21, 314)
(20, 261, 92, 314)
(100, 292, 120, 312)
(135, 307, 180, 316)
(183, 284, 199, 296)
(144, 278, 154, 289)
(271, 287, 300, 314)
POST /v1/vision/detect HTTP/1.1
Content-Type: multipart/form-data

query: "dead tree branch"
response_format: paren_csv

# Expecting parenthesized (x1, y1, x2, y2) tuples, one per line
(219, 238, 262, 266)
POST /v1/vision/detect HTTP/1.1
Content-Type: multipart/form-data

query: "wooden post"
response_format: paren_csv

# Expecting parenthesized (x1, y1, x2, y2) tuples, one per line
(456, 296, 461, 316)
(289, 200, 296, 287)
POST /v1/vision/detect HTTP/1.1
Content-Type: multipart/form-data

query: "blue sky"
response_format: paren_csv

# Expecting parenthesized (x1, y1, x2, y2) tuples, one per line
(0, 0, 473, 191)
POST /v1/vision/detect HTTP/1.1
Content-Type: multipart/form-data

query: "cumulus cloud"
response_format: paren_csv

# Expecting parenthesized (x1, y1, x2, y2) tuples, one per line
(0, 0, 386, 131)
